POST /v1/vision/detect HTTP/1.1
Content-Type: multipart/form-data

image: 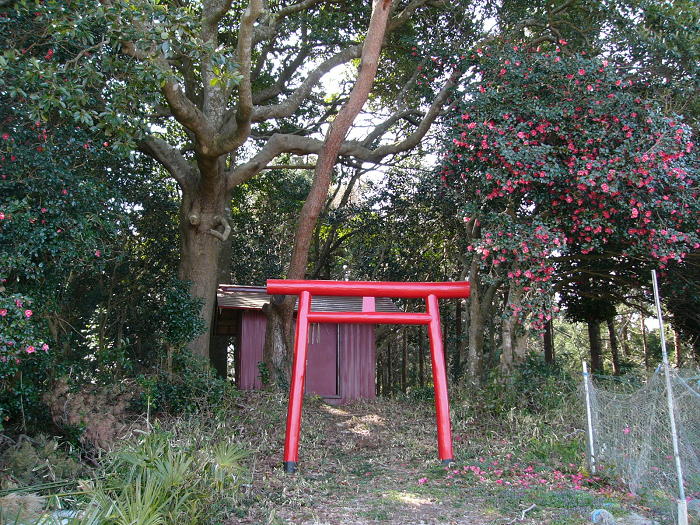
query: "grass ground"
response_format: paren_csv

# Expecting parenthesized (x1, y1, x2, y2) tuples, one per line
(225, 392, 649, 525)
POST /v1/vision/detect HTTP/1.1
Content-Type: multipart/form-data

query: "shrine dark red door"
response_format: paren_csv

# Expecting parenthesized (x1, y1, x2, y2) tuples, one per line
(305, 323, 338, 397)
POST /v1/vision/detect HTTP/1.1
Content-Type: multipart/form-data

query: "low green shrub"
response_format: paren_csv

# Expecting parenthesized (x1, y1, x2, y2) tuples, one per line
(134, 351, 238, 416)
(478, 354, 579, 416)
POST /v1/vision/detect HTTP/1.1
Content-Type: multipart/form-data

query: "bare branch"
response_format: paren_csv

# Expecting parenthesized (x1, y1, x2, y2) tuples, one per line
(227, 133, 321, 187)
(161, 80, 218, 151)
(285, 0, 393, 282)
(275, 0, 326, 18)
(227, 63, 460, 184)
(250, 44, 363, 122)
(235, 0, 263, 123)
(211, 0, 264, 155)
(139, 137, 197, 190)
(62, 39, 108, 68)
(252, 0, 325, 43)
(365, 69, 462, 160)
(252, 45, 312, 105)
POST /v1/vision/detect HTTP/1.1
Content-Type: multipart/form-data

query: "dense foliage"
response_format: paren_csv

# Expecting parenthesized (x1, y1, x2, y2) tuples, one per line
(441, 44, 699, 331)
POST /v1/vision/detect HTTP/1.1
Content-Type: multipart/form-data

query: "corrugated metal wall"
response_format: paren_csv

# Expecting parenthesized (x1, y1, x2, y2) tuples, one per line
(239, 310, 267, 390)
(338, 324, 376, 402)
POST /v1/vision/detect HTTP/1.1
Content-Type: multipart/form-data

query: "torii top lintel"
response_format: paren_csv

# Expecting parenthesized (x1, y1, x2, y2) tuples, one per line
(267, 279, 470, 299)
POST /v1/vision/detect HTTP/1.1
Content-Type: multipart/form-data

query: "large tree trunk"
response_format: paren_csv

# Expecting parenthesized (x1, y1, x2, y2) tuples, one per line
(210, 222, 234, 377)
(588, 320, 603, 374)
(179, 165, 233, 361)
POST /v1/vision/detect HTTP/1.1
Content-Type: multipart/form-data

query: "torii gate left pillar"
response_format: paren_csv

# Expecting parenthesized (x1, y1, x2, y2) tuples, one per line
(266, 279, 471, 473)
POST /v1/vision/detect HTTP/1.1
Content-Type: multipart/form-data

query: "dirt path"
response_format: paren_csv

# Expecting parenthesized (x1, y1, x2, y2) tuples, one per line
(228, 394, 646, 525)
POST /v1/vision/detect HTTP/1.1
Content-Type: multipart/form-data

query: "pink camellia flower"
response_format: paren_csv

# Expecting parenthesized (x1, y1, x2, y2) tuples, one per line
(578, 68, 585, 75)
(26, 346, 35, 353)
(95, 250, 101, 257)
(2, 133, 9, 140)
(24, 309, 33, 318)
(0, 212, 4, 220)
(418, 477, 428, 484)
(0, 309, 7, 316)
(41, 343, 49, 351)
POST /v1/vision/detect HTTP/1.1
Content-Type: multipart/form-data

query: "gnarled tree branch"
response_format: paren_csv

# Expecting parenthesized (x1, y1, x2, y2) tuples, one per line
(138, 137, 196, 190)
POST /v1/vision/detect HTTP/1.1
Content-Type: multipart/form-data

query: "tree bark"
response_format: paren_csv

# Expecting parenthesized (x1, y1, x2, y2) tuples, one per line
(607, 317, 620, 375)
(178, 164, 233, 360)
(621, 315, 629, 357)
(588, 320, 603, 374)
(543, 319, 555, 364)
(673, 327, 682, 368)
(465, 259, 484, 386)
(499, 285, 524, 376)
(261, 0, 393, 385)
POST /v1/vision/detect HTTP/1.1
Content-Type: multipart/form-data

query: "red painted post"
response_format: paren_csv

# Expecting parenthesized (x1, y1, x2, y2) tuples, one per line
(426, 293, 454, 464)
(283, 290, 312, 473)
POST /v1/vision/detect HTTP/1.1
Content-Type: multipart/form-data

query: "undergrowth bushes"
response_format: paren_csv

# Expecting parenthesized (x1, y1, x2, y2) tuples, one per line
(449, 355, 586, 468)
(1, 419, 249, 524)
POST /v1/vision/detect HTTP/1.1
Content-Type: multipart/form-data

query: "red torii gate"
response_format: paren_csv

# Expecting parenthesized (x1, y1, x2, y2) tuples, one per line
(266, 279, 471, 473)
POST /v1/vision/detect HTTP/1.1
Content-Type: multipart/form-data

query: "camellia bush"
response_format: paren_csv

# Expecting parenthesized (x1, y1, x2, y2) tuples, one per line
(0, 293, 50, 428)
(0, 104, 205, 431)
(440, 42, 699, 330)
